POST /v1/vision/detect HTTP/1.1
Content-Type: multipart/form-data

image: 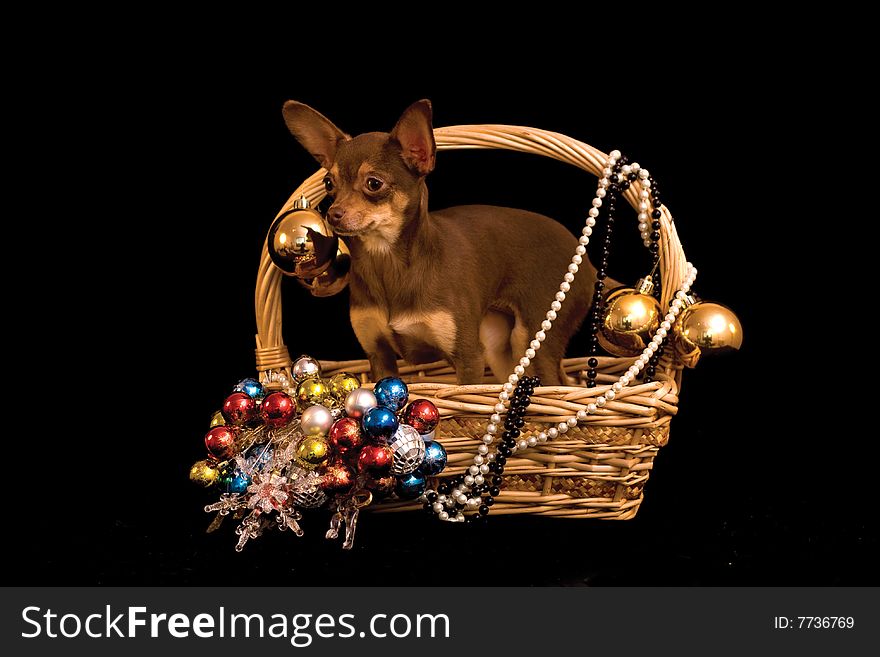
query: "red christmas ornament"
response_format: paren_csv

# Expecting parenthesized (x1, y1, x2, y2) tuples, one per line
(357, 444, 393, 476)
(328, 417, 363, 455)
(221, 392, 257, 426)
(402, 399, 440, 434)
(320, 461, 356, 494)
(261, 391, 295, 428)
(205, 425, 237, 460)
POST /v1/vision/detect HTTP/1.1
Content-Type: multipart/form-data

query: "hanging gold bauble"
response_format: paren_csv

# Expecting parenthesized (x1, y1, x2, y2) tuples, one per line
(675, 302, 743, 353)
(597, 278, 662, 357)
(296, 250, 351, 297)
(267, 195, 340, 278)
(208, 409, 226, 428)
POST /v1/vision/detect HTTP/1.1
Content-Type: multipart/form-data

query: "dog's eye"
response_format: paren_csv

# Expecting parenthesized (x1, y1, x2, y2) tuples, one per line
(365, 177, 384, 192)
(323, 176, 334, 193)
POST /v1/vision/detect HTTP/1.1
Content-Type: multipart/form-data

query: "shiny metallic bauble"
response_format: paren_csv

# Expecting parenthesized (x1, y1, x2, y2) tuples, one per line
(245, 444, 274, 473)
(373, 376, 409, 412)
(328, 372, 361, 401)
(598, 286, 662, 357)
(300, 404, 334, 436)
(223, 469, 252, 494)
(388, 424, 427, 476)
(420, 440, 448, 475)
(216, 460, 251, 494)
(208, 409, 226, 428)
(286, 465, 326, 508)
(221, 392, 258, 426)
(402, 399, 440, 434)
(320, 461, 356, 494)
(344, 387, 378, 420)
(328, 417, 364, 456)
(675, 302, 743, 353)
(189, 459, 220, 487)
(260, 391, 296, 428)
(233, 377, 266, 400)
(289, 487, 328, 509)
(361, 406, 399, 442)
(292, 355, 322, 382)
(297, 251, 351, 297)
(395, 471, 427, 499)
(205, 425, 237, 460)
(357, 444, 394, 476)
(295, 377, 330, 410)
(267, 201, 339, 278)
(295, 435, 331, 469)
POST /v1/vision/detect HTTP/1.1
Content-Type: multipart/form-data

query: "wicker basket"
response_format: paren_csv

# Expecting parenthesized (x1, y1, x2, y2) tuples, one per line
(254, 125, 688, 519)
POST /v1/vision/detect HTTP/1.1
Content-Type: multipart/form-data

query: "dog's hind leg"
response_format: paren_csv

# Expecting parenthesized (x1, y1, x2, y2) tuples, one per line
(479, 311, 515, 383)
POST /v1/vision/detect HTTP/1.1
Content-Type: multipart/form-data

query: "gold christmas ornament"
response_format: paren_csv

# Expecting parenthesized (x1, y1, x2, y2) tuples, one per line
(598, 278, 661, 357)
(297, 243, 351, 297)
(189, 459, 220, 487)
(208, 410, 226, 427)
(675, 302, 742, 354)
(295, 377, 330, 409)
(328, 372, 361, 401)
(295, 435, 331, 469)
(267, 195, 340, 278)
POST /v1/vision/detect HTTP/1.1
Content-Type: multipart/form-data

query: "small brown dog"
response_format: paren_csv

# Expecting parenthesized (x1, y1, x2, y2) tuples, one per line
(283, 100, 596, 385)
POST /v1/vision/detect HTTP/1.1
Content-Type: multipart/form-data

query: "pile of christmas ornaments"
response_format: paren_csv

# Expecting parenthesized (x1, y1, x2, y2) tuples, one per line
(189, 355, 447, 550)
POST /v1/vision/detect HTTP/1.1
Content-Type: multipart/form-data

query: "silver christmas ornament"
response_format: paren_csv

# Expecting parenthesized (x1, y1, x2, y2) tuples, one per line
(389, 424, 427, 476)
(300, 404, 334, 436)
(290, 487, 328, 509)
(292, 355, 322, 382)
(287, 466, 327, 509)
(344, 387, 378, 420)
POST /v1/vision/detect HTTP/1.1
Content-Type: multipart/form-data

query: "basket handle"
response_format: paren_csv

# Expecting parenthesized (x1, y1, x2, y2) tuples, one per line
(254, 124, 688, 380)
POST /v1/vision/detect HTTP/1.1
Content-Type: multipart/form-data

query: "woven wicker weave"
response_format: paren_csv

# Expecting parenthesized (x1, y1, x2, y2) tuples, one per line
(254, 125, 688, 519)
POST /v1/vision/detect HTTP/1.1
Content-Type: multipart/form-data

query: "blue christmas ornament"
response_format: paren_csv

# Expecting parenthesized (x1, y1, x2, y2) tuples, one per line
(373, 377, 409, 412)
(234, 377, 266, 400)
(395, 471, 426, 499)
(419, 440, 447, 475)
(246, 445, 274, 472)
(226, 469, 252, 494)
(362, 406, 399, 441)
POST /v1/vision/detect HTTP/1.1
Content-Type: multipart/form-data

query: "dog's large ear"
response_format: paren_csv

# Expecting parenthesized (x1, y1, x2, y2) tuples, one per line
(282, 101, 349, 169)
(390, 99, 436, 176)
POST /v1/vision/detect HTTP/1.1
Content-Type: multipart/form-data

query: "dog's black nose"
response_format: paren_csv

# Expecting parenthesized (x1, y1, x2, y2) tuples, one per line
(327, 206, 346, 224)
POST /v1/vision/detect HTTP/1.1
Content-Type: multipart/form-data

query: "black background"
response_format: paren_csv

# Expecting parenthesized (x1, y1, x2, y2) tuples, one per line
(14, 40, 873, 586)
